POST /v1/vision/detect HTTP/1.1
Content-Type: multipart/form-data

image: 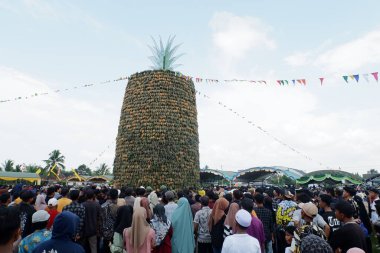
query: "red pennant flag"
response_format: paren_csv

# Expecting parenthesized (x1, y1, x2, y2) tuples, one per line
(372, 72, 379, 82)
(277, 80, 281, 85)
(301, 79, 306, 85)
(319, 77, 324, 85)
(297, 80, 302, 84)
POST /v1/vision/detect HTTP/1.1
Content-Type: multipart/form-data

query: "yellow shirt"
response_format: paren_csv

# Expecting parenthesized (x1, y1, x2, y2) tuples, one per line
(57, 197, 72, 212)
(14, 197, 22, 205)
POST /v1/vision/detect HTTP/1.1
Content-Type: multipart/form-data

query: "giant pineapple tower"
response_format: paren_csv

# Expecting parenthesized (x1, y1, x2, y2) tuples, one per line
(113, 36, 200, 189)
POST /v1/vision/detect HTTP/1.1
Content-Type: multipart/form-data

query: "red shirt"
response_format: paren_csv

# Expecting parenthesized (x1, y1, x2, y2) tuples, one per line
(47, 209, 59, 229)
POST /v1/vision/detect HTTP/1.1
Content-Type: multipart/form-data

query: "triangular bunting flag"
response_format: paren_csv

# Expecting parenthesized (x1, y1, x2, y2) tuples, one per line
(319, 77, 324, 85)
(343, 76, 349, 83)
(349, 75, 355, 81)
(277, 80, 281, 85)
(301, 79, 306, 85)
(285, 80, 289, 85)
(371, 72, 379, 82)
(297, 80, 302, 84)
(280, 80, 285, 85)
(363, 74, 369, 82)
(292, 80, 295, 85)
(353, 74, 359, 82)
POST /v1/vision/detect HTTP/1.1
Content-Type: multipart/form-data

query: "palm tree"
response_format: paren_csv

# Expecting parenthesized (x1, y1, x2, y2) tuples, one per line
(94, 163, 110, 176)
(1, 160, 14, 172)
(43, 150, 65, 175)
(77, 164, 92, 176)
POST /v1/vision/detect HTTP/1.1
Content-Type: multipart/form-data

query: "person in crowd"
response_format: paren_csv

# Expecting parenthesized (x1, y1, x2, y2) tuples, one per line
(209, 197, 229, 253)
(45, 187, 56, 205)
(300, 234, 333, 253)
(319, 194, 340, 243)
(101, 188, 119, 253)
(63, 189, 86, 241)
(221, 209, 261, 253)
(97, 189, 108, 206)
(150, 204, 173, 253)
(224, 202, 239, 236)
(191, 194, 202, 217)
(0, 192, 11, 211)
(0, 206, 21, 253)
(124, 187, 135, 207)
(33, 211, 85, 253)
(284, 225, 296, 253)
(164, 191, 178, 221)
(82, 189, 102, 253)
(240, 198, 265, 252)
(19, 210, 52, 253)
(133, 187, 146, 210)
(171, 197, 195, 253)
(254, 193, 274, 253)
(325, 188, 337, 209)
(147, 186, 159, 213)
(34, 187, 47, 211)
(140, 197, 153, 221)
(19, 190, 36, 238)
(46, 198, 59, 230)
(331, 200, 367, 253)
(57, 187, 72, 212)
(124, 206, 155, 253)
(368, 187, 379, 223)
(110, 205, 133, 253)
(117, 190, 127, 207)
(232, 189, 243, 205)
(194, 196, 213, 253)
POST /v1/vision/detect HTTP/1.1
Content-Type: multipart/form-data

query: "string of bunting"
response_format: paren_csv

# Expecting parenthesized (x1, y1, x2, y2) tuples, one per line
(174, 71, 378, 86)
(0, 71, 378, 104)
(88, 143, 112, 166)
(194, 89, 330, 169)
(0, 76, 129, 104)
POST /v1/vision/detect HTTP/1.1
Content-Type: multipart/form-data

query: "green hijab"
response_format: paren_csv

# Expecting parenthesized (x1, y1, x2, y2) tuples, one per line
(171, 197, 195, 253)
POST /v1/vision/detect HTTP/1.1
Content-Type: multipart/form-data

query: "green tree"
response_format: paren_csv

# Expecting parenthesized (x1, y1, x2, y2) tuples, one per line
(43, 150, 65, 175)
(1, 160, 14, 172)
(94, 163, 110, 176)
(77, 164, 92, 176)
(26, 164, 41, 173)
(14, 164, 22, 172)
(368, 169, 379, 174)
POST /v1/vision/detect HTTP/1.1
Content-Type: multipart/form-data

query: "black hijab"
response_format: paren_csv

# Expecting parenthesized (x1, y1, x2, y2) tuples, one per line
(114, 205, 133, 234)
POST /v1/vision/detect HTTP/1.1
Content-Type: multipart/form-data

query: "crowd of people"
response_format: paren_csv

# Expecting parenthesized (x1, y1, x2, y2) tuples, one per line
(1, 182, 380, 253)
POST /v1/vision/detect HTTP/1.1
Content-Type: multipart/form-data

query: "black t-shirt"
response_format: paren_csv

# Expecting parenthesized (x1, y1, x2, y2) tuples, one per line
(331, 222, 367, 253)
(321, 210, 340, 242)
(210, 215, 226, 249)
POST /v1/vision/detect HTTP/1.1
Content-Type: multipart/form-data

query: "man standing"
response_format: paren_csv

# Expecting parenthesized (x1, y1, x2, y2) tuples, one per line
(368, 187, 379, 224)
(0, 207, 21, 253)
(194, 196, 212, 253)
(319, 194, 340, 243)
(19, 210, 52, 253)
(46, 198, 59, 230)
(0, 192, 11, 211)
(63, 189, 85, 241)
(254, 193, 274, 253)
(82, 189, 102, 253)
(221, 209, 261, 253)
(164, 191, 178, 221)
(241, 198, 265, 252)
(331, 200, 367, 253)
(101, 189, 119, 253)
(19, 190, 36, 238)
(57, 187, 72, 212)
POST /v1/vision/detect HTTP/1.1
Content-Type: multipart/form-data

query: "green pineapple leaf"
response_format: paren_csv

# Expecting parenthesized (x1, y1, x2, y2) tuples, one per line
(148, 35, 184, 71)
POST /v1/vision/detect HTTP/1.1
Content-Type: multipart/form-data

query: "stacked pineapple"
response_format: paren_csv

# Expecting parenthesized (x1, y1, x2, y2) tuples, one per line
(113, 37, 200, 189)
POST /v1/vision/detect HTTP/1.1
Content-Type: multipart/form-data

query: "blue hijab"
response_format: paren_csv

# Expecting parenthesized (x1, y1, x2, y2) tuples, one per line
(171, 197, 195, 253)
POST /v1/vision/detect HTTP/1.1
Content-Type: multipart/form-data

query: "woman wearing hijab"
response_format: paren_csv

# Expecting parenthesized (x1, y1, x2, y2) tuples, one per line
(171, 197, 195, 253)
(110, 206, 133, 253)
(150, 204, 173, 253)
(140, 197, 153, 222)
(224, 202, 239, 236)
(123, 207, 155, 253)
(208, 197, 229, 253)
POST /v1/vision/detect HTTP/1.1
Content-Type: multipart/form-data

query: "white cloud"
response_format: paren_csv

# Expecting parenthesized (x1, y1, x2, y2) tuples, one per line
(284, 52, 312, 67)
(0, 66, 121, 170)
(209, 12, 276, 60)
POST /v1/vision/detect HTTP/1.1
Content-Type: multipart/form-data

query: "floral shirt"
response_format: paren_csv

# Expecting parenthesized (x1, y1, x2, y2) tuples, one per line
(276, 200, 297, 226)
(19, 229, 52, 253)
(194, 206, 212, 243)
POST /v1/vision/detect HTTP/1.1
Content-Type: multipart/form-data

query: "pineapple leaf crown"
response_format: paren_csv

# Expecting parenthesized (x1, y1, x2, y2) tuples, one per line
(148, 35, 184, 71)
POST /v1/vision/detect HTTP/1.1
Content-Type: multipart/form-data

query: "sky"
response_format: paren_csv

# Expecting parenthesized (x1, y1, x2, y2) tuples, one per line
(0, 0, 380, 175)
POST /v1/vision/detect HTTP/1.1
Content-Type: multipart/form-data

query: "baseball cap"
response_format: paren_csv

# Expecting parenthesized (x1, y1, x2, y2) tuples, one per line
(235, 209, 252, 228)
(32, 210, 50, 223)
(299, 202, 318, 218)
(48, 198, 58, 207)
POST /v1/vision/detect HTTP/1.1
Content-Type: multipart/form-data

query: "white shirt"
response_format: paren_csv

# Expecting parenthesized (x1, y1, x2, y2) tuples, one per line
(371, 197, 379, 223)
(292, 209, 327, 228)
(221, 234, 261, 253)
(164, 201, 178, 221)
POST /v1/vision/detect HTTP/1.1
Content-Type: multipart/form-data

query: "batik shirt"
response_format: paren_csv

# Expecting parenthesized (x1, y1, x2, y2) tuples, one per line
(19, 229, 52, 253)
(194, 206, 212, 243)
(276, 200, 297, 226)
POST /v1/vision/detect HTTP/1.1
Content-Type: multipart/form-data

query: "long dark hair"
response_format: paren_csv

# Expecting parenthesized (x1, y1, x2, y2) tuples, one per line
(153, 204, 168, 224)
(114, 205, 133, 234)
